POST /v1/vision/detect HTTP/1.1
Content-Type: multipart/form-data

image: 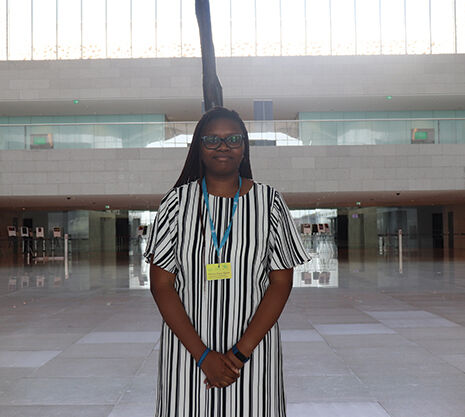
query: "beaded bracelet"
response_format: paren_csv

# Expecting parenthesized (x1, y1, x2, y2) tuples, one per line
(197, 347, 211, 368)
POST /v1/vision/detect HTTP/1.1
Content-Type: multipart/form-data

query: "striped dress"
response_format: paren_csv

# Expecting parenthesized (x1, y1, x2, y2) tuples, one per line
(144, 180, 309, 417)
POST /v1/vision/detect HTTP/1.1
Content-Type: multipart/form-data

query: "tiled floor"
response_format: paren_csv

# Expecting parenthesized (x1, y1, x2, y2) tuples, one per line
(1, 249, 465, 417)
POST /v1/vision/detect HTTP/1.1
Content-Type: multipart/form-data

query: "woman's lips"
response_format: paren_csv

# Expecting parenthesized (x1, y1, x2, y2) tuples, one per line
(213, 156, 231, 162)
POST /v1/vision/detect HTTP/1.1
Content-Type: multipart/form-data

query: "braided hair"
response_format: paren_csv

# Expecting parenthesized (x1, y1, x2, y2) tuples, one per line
(174, 106, 253, 187)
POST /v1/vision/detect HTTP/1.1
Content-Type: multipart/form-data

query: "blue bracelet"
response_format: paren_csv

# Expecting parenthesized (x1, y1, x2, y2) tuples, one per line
(197, 347, 211, 368)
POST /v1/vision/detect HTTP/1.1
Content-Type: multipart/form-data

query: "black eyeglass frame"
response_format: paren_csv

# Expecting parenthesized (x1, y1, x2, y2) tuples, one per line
(200, 134, 244, 150)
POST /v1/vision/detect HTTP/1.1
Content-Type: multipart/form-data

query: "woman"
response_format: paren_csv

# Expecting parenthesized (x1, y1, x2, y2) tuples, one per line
(144, 107, 309, 417)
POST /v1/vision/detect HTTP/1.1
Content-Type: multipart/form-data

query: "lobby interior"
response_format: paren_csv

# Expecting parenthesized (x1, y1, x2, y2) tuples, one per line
(2, 0, 465, 416)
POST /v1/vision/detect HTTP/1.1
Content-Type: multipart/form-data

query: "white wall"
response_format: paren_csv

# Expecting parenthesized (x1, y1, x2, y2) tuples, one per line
(1, 144, 464, 206)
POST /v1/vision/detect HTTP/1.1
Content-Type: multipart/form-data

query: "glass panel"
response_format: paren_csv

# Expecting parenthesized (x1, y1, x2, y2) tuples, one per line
(406, 0, 430, 54)
(231, 0, 255, 56)
(32, 0, 56, 59)
(281, 0, 305, 56)
(0, 0, 6, 60)
(256, 0, 281, 56)
(307, 0, 331, 55)
(0, 126, 25, 149)
(57, 0, 81, 59)
(356, 0, 381, 55)
(331, 0, 356, 55)
(107, 0, 131, 58)
(210, 0, 231, 57)
(181, 0, 200, 57)
(82, 0, 106, 58)
(457, 0, 465, 53)
(157, 0, 181, 57)
(380, 0, 405, 54)
(132, 0, 156, 58)
(8, 0, 32, 60)
(438, 120, 457, 144)
(430, 0, 454, 53)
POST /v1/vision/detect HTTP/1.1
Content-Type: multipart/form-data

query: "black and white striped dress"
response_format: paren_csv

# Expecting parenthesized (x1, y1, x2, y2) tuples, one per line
(144, 180, 309, 417)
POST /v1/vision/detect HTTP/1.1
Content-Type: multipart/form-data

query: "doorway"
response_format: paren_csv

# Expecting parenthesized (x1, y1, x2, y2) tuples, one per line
(448, 212, 454, 249)
(432, 213, 444, 249)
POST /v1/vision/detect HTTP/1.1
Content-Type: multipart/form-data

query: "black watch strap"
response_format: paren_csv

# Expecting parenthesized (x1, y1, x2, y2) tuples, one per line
(232, 344, 249, 363)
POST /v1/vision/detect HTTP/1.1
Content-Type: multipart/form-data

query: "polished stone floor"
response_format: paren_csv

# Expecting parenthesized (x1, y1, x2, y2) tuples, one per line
(1, 248, 465, 417)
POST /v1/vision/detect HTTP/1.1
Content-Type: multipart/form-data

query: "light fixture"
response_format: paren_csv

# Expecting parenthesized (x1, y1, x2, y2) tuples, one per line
(73, 99, 80, 104)
(385, 96, 393, 100)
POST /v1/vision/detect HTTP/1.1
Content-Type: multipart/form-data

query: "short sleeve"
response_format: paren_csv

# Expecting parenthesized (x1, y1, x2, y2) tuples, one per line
(268, 190, 311, 271)
(143, 188, 178, 274)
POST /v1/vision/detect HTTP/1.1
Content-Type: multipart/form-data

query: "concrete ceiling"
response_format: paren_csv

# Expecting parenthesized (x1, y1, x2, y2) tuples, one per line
(2, 189, 465, 212)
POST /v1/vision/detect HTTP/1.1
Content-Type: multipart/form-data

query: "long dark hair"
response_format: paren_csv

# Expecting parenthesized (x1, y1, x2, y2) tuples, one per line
(174, 107, 253, 187)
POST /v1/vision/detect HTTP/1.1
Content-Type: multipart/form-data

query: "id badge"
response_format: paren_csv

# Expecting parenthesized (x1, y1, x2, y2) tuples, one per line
(206, 263, 232, 281)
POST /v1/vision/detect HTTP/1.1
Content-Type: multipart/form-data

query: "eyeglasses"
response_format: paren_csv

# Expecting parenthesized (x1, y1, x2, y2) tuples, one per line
(200, 134, 244, 150)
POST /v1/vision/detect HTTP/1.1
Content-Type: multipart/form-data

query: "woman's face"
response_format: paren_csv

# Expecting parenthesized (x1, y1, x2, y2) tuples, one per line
(200, 117, 245, 178)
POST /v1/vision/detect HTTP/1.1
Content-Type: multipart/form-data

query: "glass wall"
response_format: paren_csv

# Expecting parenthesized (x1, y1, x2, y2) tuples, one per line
(2, 111, 465, 150)
(0, 114, 165, 150)
(1, 0, 464, 60)
(299, 111, 465, 146)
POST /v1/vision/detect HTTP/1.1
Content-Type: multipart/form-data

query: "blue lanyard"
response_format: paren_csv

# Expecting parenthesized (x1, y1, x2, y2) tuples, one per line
(202, 176, 242, 259)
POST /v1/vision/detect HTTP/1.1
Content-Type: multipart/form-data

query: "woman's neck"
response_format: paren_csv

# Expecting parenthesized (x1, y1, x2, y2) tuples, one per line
(203, 173, 241, 198)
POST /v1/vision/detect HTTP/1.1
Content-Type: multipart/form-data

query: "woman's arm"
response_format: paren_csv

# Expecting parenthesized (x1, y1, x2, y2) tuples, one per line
(226, 268, 293, 366)
(150, 263, 240, 388)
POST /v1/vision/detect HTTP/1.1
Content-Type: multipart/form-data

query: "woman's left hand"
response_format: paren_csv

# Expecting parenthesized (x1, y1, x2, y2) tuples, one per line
(225, 349, 244, 371)
(204, 350, 244, 389)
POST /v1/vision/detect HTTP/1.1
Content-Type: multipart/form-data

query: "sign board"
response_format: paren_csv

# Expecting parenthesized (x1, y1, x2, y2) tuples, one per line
(36, 227, 45, 238)
(301, 224, 312, 234)
(137, 225, 148, 237)
(411, 128, 434, 144)
(30, 133, 53, 149)
(7, 226, 17, 237)
(53, 227, 61, 238)
(20, 226, 29, 237)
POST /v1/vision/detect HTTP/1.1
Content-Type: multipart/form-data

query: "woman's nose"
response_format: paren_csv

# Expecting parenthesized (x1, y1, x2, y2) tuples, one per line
(216, 140, 230, 151)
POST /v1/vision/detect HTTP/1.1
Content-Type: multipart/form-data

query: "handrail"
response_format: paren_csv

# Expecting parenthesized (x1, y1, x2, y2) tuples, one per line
(1, 117, 465, 127)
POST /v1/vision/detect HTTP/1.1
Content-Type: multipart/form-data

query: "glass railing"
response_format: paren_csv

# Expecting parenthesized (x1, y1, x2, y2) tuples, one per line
(1, 118, 465, 150)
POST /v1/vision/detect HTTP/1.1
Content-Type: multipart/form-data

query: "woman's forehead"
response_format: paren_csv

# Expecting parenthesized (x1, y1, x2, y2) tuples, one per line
(202, 117, 242, 135)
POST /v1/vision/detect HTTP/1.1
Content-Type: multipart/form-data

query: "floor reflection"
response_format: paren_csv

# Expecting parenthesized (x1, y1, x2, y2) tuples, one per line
(2, 242, 465, 296)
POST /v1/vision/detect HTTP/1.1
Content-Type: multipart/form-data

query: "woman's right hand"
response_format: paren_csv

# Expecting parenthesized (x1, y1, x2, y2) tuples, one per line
(200, 351, 240, 389)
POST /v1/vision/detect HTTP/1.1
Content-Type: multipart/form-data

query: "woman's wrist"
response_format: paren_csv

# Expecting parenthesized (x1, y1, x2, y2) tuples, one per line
(189, 341, 209, 363)
(197, 347, 211, 367)
(232, 344, 250, 363)
(235, 340, 253, 358)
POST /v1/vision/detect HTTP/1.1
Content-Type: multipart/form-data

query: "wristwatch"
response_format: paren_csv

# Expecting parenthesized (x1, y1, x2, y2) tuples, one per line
(232, 344, 250, 363)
